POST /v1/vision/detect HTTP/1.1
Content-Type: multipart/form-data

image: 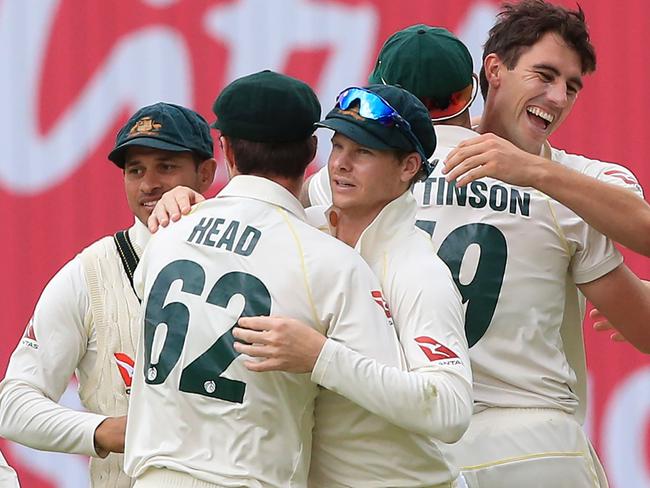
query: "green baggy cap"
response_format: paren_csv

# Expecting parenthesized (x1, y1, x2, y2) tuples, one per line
(369, 24, 473, 100)
(212, 70, 321, 142)
(108, 102, 214, 168)
(317, 84, 436, 161)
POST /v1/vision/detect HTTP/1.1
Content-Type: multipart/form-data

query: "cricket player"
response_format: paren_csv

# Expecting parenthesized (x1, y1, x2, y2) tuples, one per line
(123, 71, 404, 488)
(147, 83, 473, 487)
(305, 9, 650, 487)
(0, 102, 217, 487)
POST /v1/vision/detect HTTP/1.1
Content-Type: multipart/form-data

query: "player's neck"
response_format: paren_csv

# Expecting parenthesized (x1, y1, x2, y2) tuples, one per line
(258, 174, 303, 199)
(476, 104, 499, 137)
(333, 207, 382, 248)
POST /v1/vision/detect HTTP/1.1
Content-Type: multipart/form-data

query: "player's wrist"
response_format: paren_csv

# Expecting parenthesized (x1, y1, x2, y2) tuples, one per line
(530, 155, 554, 190)
(305, 333, 327, 371)
(93, 419, 111, 458)
(92, 415, 126, 458)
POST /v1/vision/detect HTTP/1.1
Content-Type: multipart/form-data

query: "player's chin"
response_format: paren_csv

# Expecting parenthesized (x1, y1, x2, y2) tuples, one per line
(331, 192, 358, 210)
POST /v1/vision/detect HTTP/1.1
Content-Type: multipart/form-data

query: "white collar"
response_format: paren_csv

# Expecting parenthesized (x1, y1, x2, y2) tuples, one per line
(128, 218, 151, 257)
(217, 174, 307, 222)
(328, 191, 416, 264)
(434, 125, 479, 148)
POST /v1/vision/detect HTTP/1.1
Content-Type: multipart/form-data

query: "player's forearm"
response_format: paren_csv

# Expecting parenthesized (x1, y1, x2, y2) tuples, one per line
(312, 339, 472, 442)
(579, 265, 650, 354)
(0, 380, 106, 456)
(536, 163, 650, 255)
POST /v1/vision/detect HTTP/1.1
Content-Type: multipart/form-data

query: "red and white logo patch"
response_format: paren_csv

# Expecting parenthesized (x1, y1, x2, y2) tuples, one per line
(603, 169, 639, 186)
(23, 318, 37, 341)
(371, 290, 394, 326)
(415, 336, 461, 365)
(21, 317, 39, 349)
(114, 353, 135, 392)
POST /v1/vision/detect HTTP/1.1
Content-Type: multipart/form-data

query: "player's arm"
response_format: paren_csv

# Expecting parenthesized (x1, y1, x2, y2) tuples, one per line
(234, 258, 473, 441)
(443, 133, 650, 256)
(578, 264, 650, 353)
(0, 258, 109, 457)
(234, 318, 471, 441)
(362, 256, 472, 442)
(147, 185, 205, 232)
(591, 279, 650, 343)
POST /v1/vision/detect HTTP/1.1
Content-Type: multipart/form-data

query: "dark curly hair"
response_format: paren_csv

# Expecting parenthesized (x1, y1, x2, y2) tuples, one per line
(480, 0, 596, 99)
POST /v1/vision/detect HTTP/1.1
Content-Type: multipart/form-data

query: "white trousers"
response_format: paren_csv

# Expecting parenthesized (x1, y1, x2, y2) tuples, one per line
(133, 468, 238, 488)
(447, 407, 608, 488)
(134, 466, 468, 488)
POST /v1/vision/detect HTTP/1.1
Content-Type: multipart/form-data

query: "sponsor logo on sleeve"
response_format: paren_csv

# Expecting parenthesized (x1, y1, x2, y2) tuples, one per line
(21, 317, 39, 349)
(114, 353, 135, 394)
(603, 169, 641, 189)
(371, 290, 395, 327)
(415, 336, 462, 366)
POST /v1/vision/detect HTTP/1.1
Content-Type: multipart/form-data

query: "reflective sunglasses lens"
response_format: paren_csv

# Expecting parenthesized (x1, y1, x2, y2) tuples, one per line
(337, 88, 394, 122)
(335, 87, 428, 162)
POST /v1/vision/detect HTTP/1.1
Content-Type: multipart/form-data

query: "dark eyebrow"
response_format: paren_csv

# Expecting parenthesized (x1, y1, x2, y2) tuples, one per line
(533, 63, 583, 90)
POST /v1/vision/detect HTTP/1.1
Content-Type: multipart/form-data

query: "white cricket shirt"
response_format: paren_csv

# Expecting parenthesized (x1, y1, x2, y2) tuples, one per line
(0, 220, 150, 458)
(124, 175, 403, 488)
(307, 190, 473, 487)
(309, 125, 639, 415)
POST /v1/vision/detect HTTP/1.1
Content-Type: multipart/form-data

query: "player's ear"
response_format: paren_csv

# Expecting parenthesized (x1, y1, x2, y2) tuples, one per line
(400, 153, 421, 184)
(220, 136, 239, 179)
(308, 134, 318, 163)
(484, 53, 502, 90)
(198, 158, 217, 192)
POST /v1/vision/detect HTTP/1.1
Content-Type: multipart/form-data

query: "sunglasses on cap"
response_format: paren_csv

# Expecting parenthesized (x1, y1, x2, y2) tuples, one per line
(335, 87, 434, 177)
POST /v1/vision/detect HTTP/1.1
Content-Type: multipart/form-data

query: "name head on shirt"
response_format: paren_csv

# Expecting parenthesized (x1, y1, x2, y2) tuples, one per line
(187, 217, 261, 256)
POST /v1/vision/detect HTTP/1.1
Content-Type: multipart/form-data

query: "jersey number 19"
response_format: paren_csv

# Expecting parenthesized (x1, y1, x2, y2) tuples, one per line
(417, 221, 508, 347)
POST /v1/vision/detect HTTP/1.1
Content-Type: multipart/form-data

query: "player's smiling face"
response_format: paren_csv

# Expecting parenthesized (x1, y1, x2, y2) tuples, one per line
(123, 147, 206, 225)
(328, 133, 413, 219)
(487, 32, 583, 154)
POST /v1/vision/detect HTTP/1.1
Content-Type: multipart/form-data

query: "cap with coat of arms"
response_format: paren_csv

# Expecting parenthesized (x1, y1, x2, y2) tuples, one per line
(108, 102, 214, 168)
(317, 84, 436, 179)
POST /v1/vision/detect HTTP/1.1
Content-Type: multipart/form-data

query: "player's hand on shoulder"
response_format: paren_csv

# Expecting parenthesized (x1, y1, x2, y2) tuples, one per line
(93, 415, 127, 458)
(233, 316, 325, 373)
(443, 132, 545, 188)
(590, 308, 627, 343)
(148, 186, 205, 233)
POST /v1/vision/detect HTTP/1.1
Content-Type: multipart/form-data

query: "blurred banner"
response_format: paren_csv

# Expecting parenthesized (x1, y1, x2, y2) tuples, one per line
(0, 1, 648, 486)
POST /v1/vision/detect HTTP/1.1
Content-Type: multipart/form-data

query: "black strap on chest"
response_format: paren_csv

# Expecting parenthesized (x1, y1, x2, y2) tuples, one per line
(113, 229, 140, 300)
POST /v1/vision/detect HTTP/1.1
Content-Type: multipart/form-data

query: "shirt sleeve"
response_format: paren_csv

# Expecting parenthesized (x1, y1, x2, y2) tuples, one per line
(557, 204, 624, 284)
(591, 162, 644, 198)
(0, 257, 107, 456)
(311, 249, 473, 443)
(308, 165, 332, 207)
(556, 148, 644, 198)
(311, 248, 405, 369)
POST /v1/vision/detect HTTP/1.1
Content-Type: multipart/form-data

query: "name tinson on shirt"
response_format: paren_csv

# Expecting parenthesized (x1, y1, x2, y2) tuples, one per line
(418, 177, 531, 218)
(187, 216, 261, 256)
